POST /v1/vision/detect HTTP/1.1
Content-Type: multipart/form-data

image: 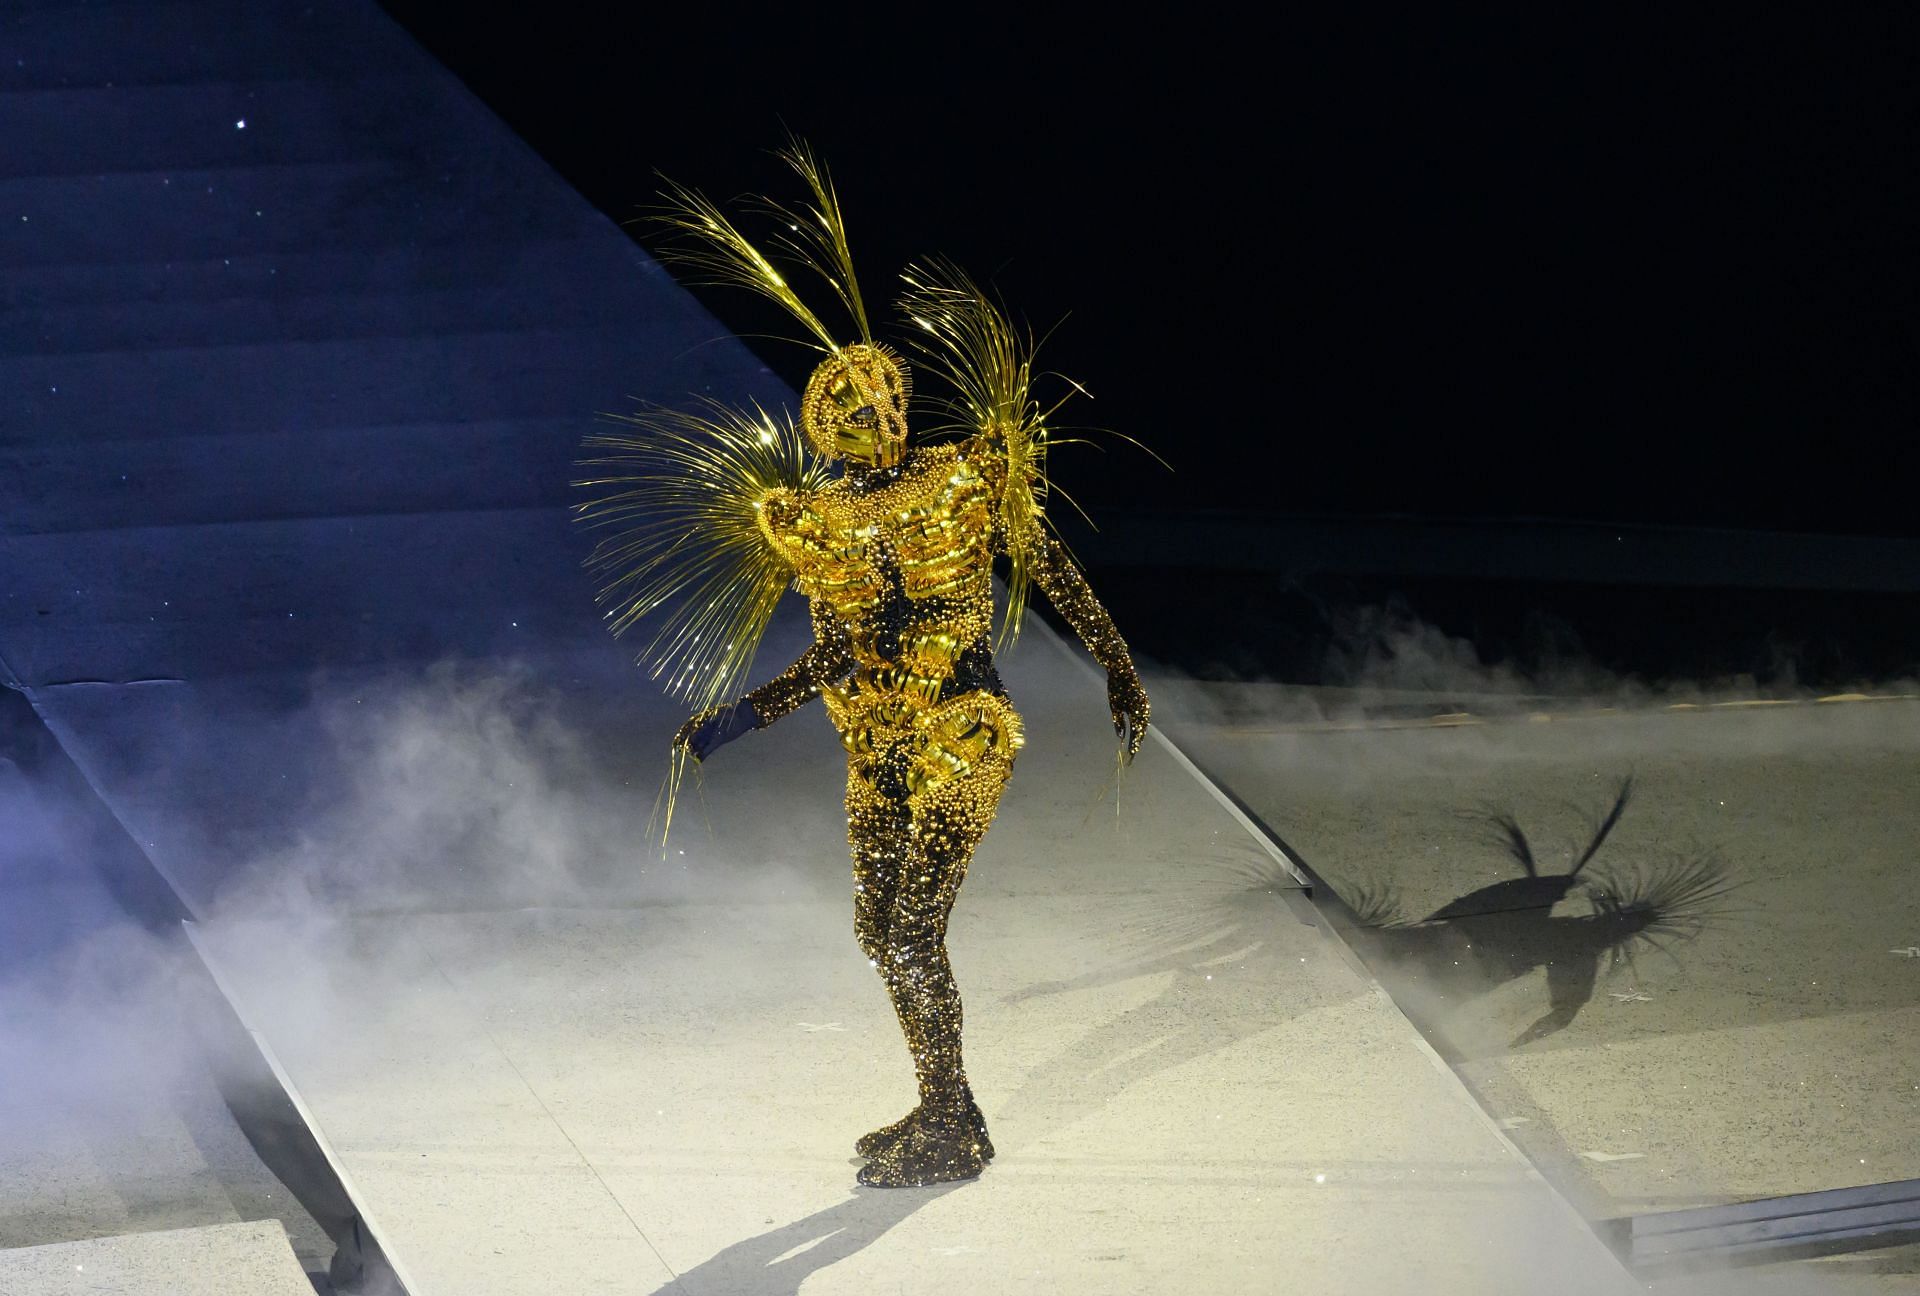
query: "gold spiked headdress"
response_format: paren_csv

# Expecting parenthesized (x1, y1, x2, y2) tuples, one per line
(652, 139, 867, 355)
(576, 142, 1138, 706)
(656, 142, 915, 465)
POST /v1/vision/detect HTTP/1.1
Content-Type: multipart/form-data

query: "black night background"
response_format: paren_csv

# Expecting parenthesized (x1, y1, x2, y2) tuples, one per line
(380, 6, 1920, 683)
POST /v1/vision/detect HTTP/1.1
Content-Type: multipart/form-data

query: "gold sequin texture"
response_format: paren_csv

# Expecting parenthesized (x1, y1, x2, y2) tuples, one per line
(770, 408, 1036, 1188)
(587, 144, 1152, 1186)
(755, 382, 1147, 1189)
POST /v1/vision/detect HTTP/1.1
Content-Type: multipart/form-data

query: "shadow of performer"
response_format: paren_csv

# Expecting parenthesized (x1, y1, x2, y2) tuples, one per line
(647, 1181, 966, 1296)
(651, 842, 1325, 1291)
(1338, 778, 1741, 1052)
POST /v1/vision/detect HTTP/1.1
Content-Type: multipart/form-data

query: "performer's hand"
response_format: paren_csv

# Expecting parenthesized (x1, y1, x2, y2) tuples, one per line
(1106, 670, 1150, 763)
(672, 700, 760, 762)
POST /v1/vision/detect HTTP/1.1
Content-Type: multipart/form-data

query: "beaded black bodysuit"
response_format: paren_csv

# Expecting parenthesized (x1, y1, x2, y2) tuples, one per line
(575, 145, 1150, 1188)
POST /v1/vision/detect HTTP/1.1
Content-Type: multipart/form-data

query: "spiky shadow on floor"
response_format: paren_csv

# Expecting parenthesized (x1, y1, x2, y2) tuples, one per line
(1329, 778, 1743, 1053)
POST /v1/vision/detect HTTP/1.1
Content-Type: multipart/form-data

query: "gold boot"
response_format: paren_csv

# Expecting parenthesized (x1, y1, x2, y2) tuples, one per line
(855, 1092, 993, 1162)
(854, 1107, 918, 1158)
(855, 1107, 986, 1187)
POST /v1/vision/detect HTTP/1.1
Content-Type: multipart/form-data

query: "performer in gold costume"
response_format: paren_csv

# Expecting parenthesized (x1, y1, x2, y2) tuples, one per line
(575, 145, 1149, 1187)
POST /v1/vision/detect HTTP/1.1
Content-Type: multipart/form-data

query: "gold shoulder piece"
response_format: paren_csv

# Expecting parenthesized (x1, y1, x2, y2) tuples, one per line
(957, 431, 1009, 497)
(899, 261, 1055, 646)
(574, 399, 831, 711)
(754, 484, 808, 554)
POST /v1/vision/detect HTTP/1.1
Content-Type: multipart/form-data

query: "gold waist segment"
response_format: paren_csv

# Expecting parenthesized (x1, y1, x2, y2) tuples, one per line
(822, 667, 1024, 802)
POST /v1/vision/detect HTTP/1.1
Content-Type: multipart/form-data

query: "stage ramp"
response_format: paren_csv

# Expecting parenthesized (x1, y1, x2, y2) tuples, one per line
(185, 634, 1636, 1296)
(3, 1, 1633, 1291)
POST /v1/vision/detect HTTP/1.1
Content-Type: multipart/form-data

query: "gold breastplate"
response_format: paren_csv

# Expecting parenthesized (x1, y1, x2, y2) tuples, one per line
(890, 460, 995, 601)
(761, 448, 1000, 752)
(760, 447, 995, 642)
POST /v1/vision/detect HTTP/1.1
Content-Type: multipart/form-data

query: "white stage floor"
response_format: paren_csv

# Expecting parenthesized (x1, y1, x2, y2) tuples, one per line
(1159, 680, 1920, 1291)
(1157, 686, 1920, 1211)
(190, 634, 1634, 1296)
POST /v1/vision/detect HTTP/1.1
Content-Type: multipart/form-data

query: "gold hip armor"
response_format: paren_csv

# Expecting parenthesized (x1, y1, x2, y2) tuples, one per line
(825, 679, 1024, 806)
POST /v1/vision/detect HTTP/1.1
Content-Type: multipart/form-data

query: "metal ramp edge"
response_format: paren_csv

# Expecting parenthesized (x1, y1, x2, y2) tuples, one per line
(1079, 630, 1642, 1286)
(182, 919, 421, 1296)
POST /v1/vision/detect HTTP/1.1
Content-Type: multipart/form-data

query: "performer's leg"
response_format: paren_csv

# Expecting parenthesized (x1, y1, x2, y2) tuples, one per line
(847, 770, 909, 971)
(857, 764, 1008, 1187)
(847, 770, 924, 1156)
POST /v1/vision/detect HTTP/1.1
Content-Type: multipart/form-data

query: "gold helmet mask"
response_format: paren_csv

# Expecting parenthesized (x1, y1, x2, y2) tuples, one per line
(653, 141, 911, 468)
(801, 342, 911, 468)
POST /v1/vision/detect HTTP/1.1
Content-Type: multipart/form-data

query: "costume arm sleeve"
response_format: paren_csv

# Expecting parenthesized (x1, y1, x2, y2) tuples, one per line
(741, 600, 856, 726)
(1030, 536, 1136, 677)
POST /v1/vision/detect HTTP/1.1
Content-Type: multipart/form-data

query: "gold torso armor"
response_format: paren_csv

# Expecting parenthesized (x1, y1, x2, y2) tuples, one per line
(757, 442, 1023, 799)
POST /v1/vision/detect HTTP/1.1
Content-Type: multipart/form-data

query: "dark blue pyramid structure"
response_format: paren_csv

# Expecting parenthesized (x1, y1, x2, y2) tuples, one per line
(2, 0, 796, 914)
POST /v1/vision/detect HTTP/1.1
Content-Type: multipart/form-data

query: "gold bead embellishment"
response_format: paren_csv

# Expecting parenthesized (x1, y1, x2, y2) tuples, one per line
(600, 143, 1154, 1186)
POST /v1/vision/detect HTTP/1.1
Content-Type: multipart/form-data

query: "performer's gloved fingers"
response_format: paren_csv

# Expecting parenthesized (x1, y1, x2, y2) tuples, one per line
(673, 707, 735, 762)
(697, 714, 732, 759)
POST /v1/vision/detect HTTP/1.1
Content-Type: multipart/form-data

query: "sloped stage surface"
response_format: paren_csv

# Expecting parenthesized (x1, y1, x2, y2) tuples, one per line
(191, 636, 1637, 1296)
